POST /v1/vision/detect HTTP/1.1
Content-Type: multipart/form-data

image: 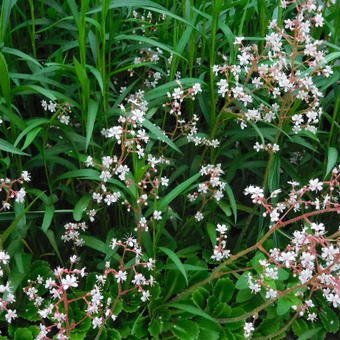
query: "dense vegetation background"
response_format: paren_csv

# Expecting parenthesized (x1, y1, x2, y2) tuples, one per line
(0, 0, 339, 339)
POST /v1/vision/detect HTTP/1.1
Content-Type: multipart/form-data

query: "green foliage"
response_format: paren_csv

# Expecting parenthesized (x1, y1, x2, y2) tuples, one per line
(0, 0, 338, 339)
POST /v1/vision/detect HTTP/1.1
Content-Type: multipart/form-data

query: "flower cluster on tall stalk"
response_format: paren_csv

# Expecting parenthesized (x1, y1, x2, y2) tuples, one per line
(214, 0, 334, 152)
(24, 226, 155, 340)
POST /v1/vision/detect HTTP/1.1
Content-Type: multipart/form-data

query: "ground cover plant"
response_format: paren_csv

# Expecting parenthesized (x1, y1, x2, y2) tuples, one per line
(0, 0, 339, 339)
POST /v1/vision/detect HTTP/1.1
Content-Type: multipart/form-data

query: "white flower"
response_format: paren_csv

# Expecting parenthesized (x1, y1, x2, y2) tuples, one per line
(194, 211, 204, 221)
(216, 224, 228, 234)
(85, 156, 94, 167)
(0, 251, 10, 265)
(41, 100, 48, 111)
(21, 171, 31, 182)
(47, 101, 57, 113)
(307, 312, 318, 321)
(59, 114, 70, 125)
(244, 322, 254, 338)
(234, 36, 245, 45)
(265, 288, 278, 299)
(141, 290, 150, 302)
(146, 258, 156, 270)
(192, 83, 202, 95)
(132, 273, 146, 286)
(265, 267, 278, 280)
(45, 278, 55, 289)
(308, 178, 323, 192)
(153, 210, 162, 220)
(61, 274, 78, 290)
(92, 317, 103, 328)
(70, 255, 79, 263)
(5, 309, 17, 323)
(102, 156, 114, 168)
(15, 188, 26, 203)
(100, 170, 112, 182)
(115, 270, 127, 283)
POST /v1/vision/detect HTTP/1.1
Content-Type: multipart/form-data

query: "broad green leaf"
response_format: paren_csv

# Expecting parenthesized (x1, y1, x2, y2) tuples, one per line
(22, 127, 43, 150)
(148, 319, 162, 337)
(224, 182, 237, 223)
(192, 287, 209, 309)
(297, 328, 322, 340)
(213, 278, 234, 303)
(211, 302, 232, 318)
(82, 235, 107, 253)
(14, 118, 49, 147)
(292, 319, 309, 336)
(73, 194, 92, 221)
(277, 296, 294, 315)
(172, 320, 199, 340)
(115, 34, 184, 59)
(69, 333, 86, 340)
(319, 306, 339, 333)
(236, 288, 252, 303)
(278, 268, 289, 281)
(142, 119, 182, 154)
(45, 230, 62, 263)
(0, 52, 11, 105)
(158, 173, 200, 210)
(325, 147, 338, 178)
(207, 223, 217, 247)
(159, 246, 188, 285)
(14, 328, 33, 340)
(290, 135, 318, 152)
(0, 138, 30, 156)
(235, 272, 249, 290)
(41, 205, 55, 232)
(106, 329, 121, 340)
(197, 319, 220, 340)
(170, 303, 218, 323)
(3, 47, 42, 67)
(12, 85, 57, 100)
(54, 169, 100, 181)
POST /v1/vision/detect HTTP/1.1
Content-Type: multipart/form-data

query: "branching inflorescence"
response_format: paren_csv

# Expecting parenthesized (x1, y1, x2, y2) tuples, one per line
(24, 227, 156, 340)
(214, 0, 333, 152)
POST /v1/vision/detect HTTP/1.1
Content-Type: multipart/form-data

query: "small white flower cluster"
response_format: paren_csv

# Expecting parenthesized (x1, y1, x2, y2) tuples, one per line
(108, 236, 156, 302)
(292, 299, 318, 321)
(86, 208, 97, 222)
(0, 251, 17, 324)
(245, 165, 340, 224)
(130, 48, 163, 76)
(163, 82, 220, 148)
(41, 100, 71, 125)
(24, 235, 155, 339)
(144, 71, 162, 88)
(61, 222, 88, 247)
(244, 321, 255, 338)
(211, 224, 231, 261)
(253, 142, 280, 153)
(240, 167, 339, 335)
(214, 0, 333, 137)
(0, 171, 30, 211)
(249, 222, 340, 308)
(186, 115, 220, 148)
(188, 164, 226, 222)
(131, 9, 166, 34)
(100, 91, 149, 159)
